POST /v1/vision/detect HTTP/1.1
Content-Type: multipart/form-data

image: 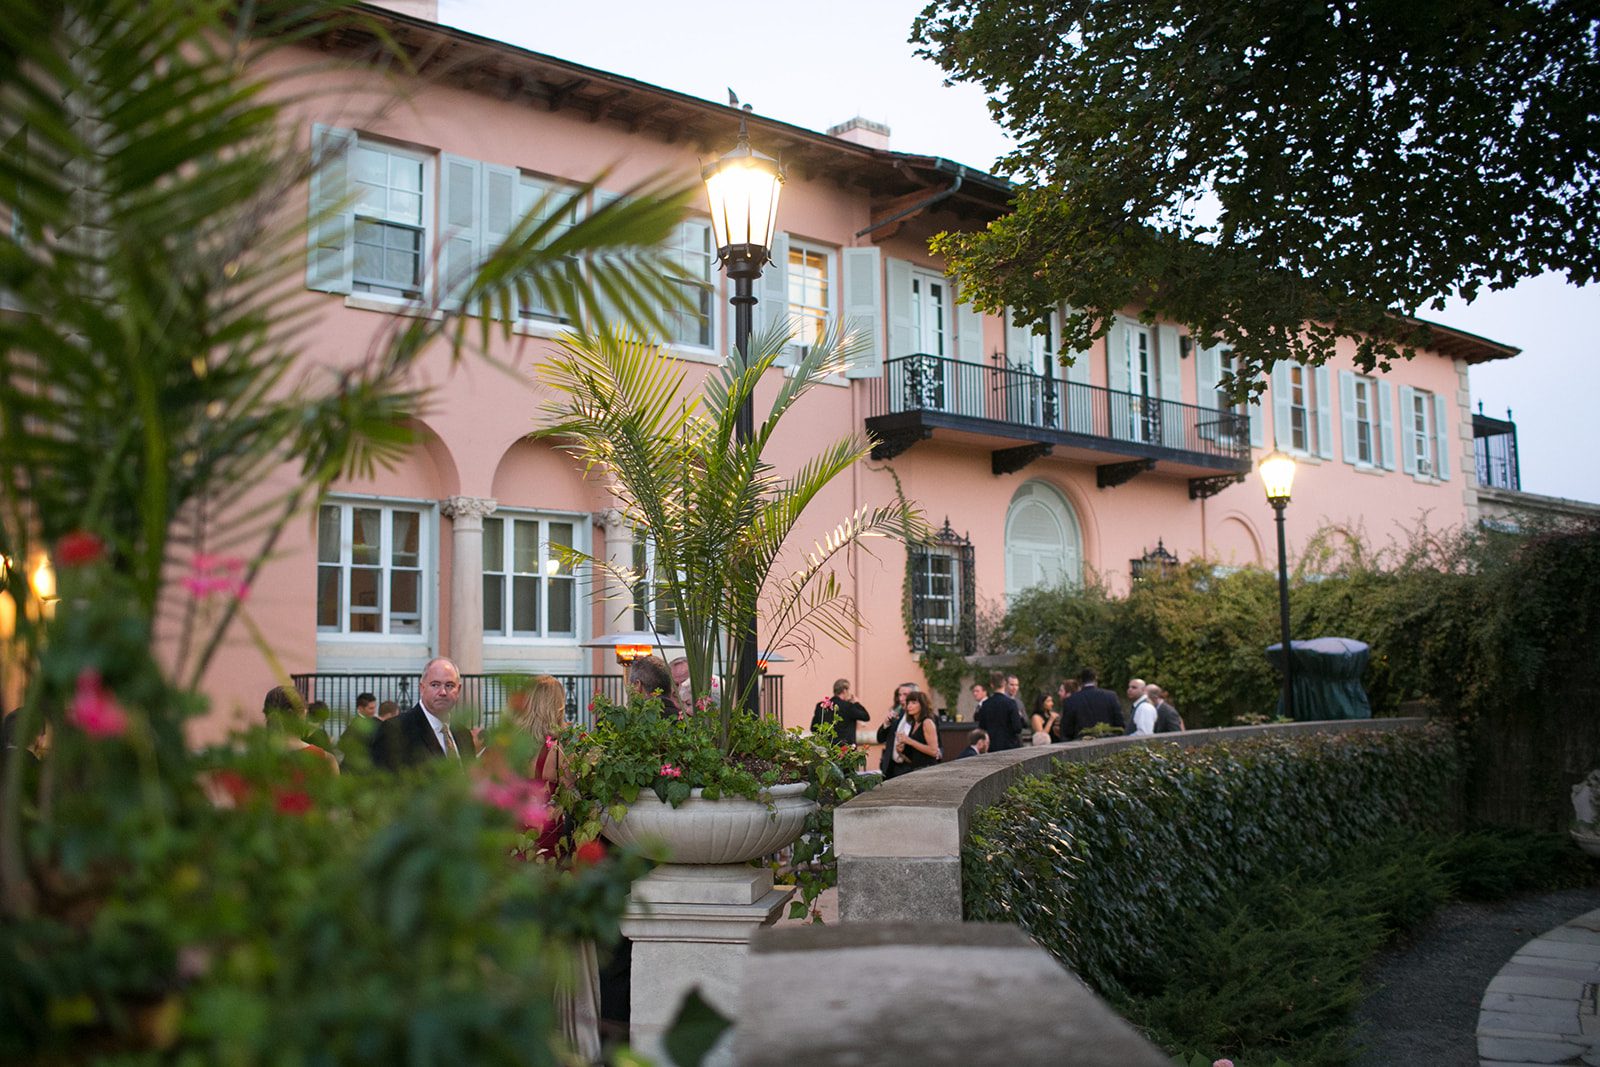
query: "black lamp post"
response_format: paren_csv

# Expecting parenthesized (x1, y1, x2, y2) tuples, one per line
(1259, 450, 1298, 720)
(703, 111, 783, 713)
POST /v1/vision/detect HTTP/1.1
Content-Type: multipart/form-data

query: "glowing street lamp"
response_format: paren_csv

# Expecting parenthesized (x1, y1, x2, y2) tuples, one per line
(1258, 450, 1298, 719)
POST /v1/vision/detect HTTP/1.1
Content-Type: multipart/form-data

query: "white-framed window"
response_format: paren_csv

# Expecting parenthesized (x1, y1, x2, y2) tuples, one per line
(1352, 376, 1377, 465)
(1271, 361, 1333, 459)
(663, 218, 715, 349)
(1004, 480, 1083, 598)
(1409, 388, 1435, 475)
(631, 532, 681, 640)
(786, 240, 833, 350)
(912, 550, 959, 632)
(1338, 371, 1394, 471)
(482, 513, 579, 639)
(351, 139, 429, 300)
(317, 501, 428, 636)
(516, 175, 579, 325)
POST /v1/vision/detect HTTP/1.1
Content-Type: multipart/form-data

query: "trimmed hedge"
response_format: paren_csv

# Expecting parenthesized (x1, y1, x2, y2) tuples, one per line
(961, 725, 1462, 994)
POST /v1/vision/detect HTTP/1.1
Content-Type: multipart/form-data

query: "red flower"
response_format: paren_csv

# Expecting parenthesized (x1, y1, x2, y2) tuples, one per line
(273, 789, 313, 815)
(56, 530, 103, 567)
(212, 770, 251, 804)
(68, 670, 130, 738)
(659, 763, 682, 779)
(573, 839, 606, 867)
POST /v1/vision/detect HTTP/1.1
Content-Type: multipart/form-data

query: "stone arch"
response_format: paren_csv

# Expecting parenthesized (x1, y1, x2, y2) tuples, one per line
(490, 436, 600, 513)
(329, 417, 459, 500)
(1004, 479, 1085, 598)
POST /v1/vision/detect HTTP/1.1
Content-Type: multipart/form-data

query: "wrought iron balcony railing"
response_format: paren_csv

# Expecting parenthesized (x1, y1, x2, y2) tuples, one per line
(860, 353, 1252, 476)
(290, 671, 784, 738)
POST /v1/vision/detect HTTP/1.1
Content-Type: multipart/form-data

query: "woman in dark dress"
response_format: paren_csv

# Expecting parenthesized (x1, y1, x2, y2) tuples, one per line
(895, 691, 941, 772)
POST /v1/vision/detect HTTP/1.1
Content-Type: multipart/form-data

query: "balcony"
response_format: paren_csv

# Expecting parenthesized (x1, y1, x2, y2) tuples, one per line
(291, 671, 785, 738)
(1473, 408, 1520, 491)
(861, 354, 1252, 495)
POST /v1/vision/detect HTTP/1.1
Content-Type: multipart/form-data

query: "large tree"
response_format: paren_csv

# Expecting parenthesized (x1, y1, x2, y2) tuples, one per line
(912, 0, 1599, 385)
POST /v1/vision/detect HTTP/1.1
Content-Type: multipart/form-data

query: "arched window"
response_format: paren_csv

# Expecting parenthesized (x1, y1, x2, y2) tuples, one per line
(1004, 481, 1083, 598)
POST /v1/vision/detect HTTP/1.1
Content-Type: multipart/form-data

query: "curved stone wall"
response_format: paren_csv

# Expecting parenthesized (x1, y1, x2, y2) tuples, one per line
(834, 717, 1427, 922)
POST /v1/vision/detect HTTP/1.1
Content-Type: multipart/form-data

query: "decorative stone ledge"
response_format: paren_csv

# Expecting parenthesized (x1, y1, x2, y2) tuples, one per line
(835, 717, 1427, 923)
(733, 922, 1171, 1066)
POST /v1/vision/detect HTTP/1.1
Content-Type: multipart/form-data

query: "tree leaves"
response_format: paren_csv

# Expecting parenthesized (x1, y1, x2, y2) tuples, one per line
(913, 0, 1598, 383)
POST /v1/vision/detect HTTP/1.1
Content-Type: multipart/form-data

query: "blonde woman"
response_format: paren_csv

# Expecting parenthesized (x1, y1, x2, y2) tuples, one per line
(508, 675, 600, 1061)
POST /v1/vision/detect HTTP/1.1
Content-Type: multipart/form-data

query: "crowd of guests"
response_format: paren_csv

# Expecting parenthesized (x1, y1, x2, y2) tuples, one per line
(805, 665, 1187, 776)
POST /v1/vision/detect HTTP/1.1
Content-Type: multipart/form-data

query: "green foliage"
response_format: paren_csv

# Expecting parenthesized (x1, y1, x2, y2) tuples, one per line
(911, 0, 1598, 383)
(561, 691, 875, 919)
(997, 520, 1600, 828)
(1131, 832, 1454, 1067)
(532, 321, 922, 752)
(1428, 826, 1596, 901)
(961, 725, 1463, 995)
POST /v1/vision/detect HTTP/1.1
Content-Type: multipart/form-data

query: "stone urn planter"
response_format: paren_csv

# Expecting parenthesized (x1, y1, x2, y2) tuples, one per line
(1571, 770, 1600, 860)
(600, 781, 817, 864)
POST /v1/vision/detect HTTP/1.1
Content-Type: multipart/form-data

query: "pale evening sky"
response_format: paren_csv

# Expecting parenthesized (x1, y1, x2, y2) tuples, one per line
(440, 0, 1600, 504)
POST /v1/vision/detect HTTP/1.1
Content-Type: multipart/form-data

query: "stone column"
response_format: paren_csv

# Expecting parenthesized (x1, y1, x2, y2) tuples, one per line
(440, 495, 496, 674)
(619, 865, 795, 1065)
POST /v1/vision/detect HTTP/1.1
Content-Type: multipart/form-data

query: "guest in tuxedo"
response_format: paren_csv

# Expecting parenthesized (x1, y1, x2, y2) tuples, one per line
(1058, 667, 1126, 740)
(811, 678, 870, 745)
(373, 657, 471, 770)
(1151, 684, 1185, 733)
(975, 671, 1025, 751)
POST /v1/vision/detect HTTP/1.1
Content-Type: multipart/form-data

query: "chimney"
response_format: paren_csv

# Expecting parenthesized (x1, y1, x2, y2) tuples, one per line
(827, 117, 891, 150)
(366, 0, 438, 20)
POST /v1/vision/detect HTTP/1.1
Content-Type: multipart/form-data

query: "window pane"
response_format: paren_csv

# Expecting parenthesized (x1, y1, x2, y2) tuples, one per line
(483, 517, 503, 572)
(390, 570, 420, 634)
(483, 573, 504, 634)
(548, 577, 574, 635)
(317, 506, 341, 563)
(317, 566, 341, 628)
(350, 567, 379, 609)
(512, 575, 539, 634)
(391, 510, 420, 568)
(514, 520, 539, 573)
(548, 522, 574, 575)
(390, 155, 422, 193)
(653, 581, 676, 634)
(353, 509, 381, 566)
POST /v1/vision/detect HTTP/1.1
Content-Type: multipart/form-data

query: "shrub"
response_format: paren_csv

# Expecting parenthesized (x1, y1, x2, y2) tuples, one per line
(961, 725, 1462, 994)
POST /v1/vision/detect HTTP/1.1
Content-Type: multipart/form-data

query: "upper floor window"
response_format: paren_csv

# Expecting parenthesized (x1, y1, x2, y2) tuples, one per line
(1271, 360, 1333, 459)
(351, 140, 427, 300)
(910, 270, 948, 357)
(1407, 388, 1437, 476)
(786, 241, 833, 350)
(517, 175, 578, 325)
(1339, 371, 1394, 471)
(664, 219, 715, 349)
(482, 513, 578, 639)
(317, 501, 427, 636)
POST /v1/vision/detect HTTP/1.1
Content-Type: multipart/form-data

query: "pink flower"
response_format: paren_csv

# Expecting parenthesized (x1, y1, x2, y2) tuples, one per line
(659, 763, 682, 779)
(1213, 1060, 1234, 1067)
(694, 695, 714, 713)
(56, 530, 104, 567)
(819, 697, 834, 711)
(68, 670, 129, 738)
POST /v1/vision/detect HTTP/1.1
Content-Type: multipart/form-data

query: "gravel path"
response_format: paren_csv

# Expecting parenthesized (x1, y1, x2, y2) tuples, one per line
(1352, 886, 1600, 1066)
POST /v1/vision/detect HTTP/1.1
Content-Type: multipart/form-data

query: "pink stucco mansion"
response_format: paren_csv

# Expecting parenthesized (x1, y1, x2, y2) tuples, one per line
(190, 3, 1523, 740)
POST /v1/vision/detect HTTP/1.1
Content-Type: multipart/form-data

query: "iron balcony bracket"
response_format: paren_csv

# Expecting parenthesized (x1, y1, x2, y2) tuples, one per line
(869, 424, 933, 461)
(1188, 473, 1246, 500)
(992, 442, 1053, 476)
(1096, 458, 1155, 489)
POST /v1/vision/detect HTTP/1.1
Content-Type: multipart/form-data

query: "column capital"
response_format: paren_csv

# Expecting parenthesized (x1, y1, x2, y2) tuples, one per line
(441, 495, 498, 523)
(593, 507, 627, 530)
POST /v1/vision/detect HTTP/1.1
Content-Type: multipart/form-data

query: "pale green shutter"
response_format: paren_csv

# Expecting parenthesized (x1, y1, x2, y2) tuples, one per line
(1062, 306, 1092, 434)
(955, 282, 984, 363)
(1004, 311, 1032, 366)
(479, 163, 518, 319)
(1433, 391, 1451, 480)
(1156, 324, 1182, 444)
(1197, 346, 1222, 408)
(1339, 371, 1358, 465)
(884, 257, 914, 359)
(1271, 363, 1293, 449)
(1399, 385, 1418, 474)
(439, 154, 481, 312)
(841, 246, 883, 378)
(1377, 381, 1396, 470)
(1314, 365, 1333, 459)
(306, 124, 354, 294)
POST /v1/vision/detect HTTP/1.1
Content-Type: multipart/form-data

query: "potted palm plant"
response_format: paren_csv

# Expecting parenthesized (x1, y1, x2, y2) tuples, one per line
(533, 318, 921, 894)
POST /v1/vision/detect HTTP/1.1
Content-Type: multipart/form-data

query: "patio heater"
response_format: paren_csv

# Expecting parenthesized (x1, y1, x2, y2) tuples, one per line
(1259, 450, 1298, 720)
(703, 105, 783, 714)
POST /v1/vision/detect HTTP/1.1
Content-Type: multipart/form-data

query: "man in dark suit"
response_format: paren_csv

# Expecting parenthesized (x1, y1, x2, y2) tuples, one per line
(373, 657, 472, 770)
(1058, 667, 1126, 740)
(1151, 685, 1185, 733)
(975, 670, 1026, 751)
(811, 678, 870, 744)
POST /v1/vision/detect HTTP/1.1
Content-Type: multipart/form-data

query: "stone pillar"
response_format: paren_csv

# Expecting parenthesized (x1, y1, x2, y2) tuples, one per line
(619, 864, 795, 1065)
(440, 495, 496, 674)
